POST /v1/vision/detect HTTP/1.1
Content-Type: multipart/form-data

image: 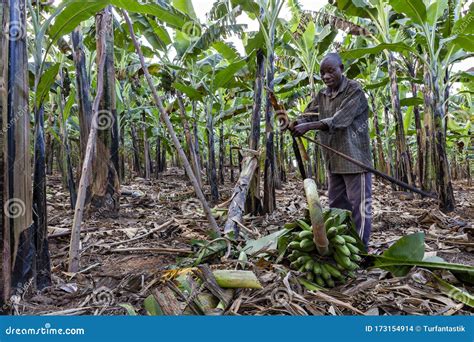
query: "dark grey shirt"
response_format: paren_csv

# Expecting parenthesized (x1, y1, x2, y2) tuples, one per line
(301, 76, 372, 174)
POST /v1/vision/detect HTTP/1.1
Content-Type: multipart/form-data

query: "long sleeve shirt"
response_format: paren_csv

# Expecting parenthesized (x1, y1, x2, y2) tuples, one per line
(301, 76, 373, 174)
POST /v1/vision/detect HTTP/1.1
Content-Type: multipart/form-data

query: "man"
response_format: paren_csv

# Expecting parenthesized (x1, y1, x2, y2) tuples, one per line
(291, 53, 373, 247)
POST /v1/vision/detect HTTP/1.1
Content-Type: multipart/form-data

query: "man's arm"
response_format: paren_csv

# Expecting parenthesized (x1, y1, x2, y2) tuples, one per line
(319, 86, 368, 132)
(289, 97, 320, 131)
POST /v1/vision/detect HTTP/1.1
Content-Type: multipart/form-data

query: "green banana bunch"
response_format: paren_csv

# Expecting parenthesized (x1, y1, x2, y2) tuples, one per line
(285, 210, 364, 288)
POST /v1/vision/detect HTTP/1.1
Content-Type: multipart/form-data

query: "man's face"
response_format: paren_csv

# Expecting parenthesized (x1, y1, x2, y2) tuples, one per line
(320, 58, 343, 90)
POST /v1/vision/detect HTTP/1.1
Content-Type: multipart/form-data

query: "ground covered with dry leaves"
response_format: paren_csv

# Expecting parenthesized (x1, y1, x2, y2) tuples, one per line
(13, 168, 473, 316)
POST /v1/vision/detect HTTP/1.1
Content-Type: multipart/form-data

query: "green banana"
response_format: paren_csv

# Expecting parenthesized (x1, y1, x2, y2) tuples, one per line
(288, 241, 301, 250)
(299, 239, 316, 252)
(298, 230, 314, 240)
(290, 261, 300, 269)
(284, 222, 298, 229)
(312, 262, 322, 275)
(315, 276, 325, 287)
(331, 235, 346, 245)
(320, 264, 332, 281)
(334, 252, 352, 270)
(324, 217, 335, 229)
(297, 256, 312, 265)
(341, 235, 357, 244)
(347, 261, 359, 271)
(346, 243, 360, 255)
(288, 251, 299, 262)
(325, 278, 335, 287)
(350, 254, 362, 262)
(296, 219, 312, 232)
(335, 244, 351, 257)
(324, 263, 343, 280)
(304, 259, 314, 271)
(335, 224, 347, 234)
(326, 227, 338, 238)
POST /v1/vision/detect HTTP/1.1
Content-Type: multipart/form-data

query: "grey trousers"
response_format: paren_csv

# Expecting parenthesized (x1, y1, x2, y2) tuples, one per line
(328, 172, 372, 247)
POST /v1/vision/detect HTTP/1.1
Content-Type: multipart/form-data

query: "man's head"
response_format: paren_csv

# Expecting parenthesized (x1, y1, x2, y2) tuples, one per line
(320, 53, 344, 90)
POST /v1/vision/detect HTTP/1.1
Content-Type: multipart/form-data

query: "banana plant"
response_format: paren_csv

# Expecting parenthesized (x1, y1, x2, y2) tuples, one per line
(335, 0, 416, 187)
(335, 0, 473, 211)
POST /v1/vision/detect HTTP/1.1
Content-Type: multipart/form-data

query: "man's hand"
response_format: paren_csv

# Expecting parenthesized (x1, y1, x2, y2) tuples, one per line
(292, 121, 328, 137)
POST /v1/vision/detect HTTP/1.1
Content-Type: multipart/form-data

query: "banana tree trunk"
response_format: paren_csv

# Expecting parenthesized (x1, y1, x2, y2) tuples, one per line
(411, 82, 424, 188)
(45, 111, 55, 175)
(142, 111, 151, 180)
(155, 136, 161, 177)
(71, 26, 92, 162)
(219, 121, 225, 184)
(229, 142, 235, 183)
(431, 72, 455, 212)
(131, 124, 141, 175)
(32, 104, 50, 290)
(387, 53, 414, 187)
(406, 60, 425, 188)
(422, 63, 435, 192)
(1, 0, 33, 295)
(178, 94, 202, 187)
(383, 105, 393, 179)
(274, 131, 282, 189)
(192, 101, 202, 171)
(90, 6, 120, 216)
(58, 68, 77, 210)
(370, 93, 387, 174)
(278, 131, 286, 183)
(206, 101, 219, 203)
(264, 35, 276, 214)
(246, 49, 264, 215)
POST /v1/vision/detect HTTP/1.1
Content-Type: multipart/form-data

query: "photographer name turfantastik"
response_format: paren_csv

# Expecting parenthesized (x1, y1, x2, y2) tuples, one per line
(423, 325, 466, 333)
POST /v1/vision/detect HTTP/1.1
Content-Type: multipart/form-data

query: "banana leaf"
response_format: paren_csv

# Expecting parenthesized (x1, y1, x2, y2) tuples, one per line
(298, 278, 324, 291)
(432, 273, 474, 308)
(243, 228, 293, 255)
(370, 233, 474, 284)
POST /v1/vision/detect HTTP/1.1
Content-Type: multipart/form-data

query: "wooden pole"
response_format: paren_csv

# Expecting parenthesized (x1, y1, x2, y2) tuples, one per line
(122, 10, 220, 234)
(68, 19, 108, 273)
(302, 135, 437, 199)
